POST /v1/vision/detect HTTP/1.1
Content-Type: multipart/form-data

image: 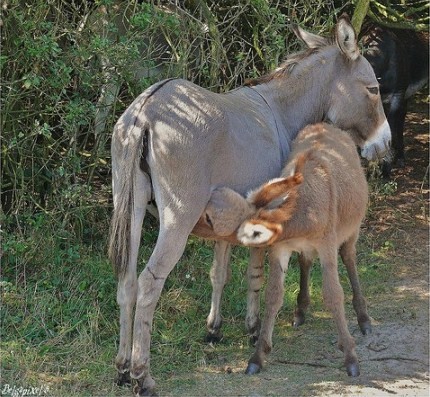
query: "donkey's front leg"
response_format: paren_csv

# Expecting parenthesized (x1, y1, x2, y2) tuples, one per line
(319, 245, 359, 377)
(206, 241, 232, 342)
(246, 245, 292, 375)
(245, 247, 265, 345)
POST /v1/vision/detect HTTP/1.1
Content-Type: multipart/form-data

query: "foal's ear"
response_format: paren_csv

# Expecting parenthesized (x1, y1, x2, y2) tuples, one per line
(335, 14, 359, 61)
(264, 192, 290, 210)
(251, 171, 303, 210)
(290, 24, 327, 49)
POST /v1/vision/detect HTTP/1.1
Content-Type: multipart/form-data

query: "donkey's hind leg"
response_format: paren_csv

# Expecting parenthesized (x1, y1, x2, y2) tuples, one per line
(206, 241, 232, 343)
(340, 232, 372, 335)
(293, 252, 313, 327)
(130, 203, 206, 396)
(245, 247, 265, 345)
(115, 171, 151, 386)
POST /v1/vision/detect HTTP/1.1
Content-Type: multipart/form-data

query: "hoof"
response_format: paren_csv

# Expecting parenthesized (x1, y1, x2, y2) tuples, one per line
(359, 321, 372, 335)
(245, 362, 261, 375)
(133, 384, 158, 397)
(292, 313, 305, 328)
(204, 330, 223, 343)
(293, 308, 306, 328)
(346, 361, 360, 377)
(116, 371, 131, 387)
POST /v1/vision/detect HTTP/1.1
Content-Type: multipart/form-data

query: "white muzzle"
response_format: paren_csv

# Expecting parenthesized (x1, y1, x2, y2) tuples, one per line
(361, 120, 391, 161)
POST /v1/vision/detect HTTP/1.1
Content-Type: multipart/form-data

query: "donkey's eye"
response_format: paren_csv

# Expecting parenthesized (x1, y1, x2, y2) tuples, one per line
(367, 86, 379, 95)
(252, 230, 262, 238)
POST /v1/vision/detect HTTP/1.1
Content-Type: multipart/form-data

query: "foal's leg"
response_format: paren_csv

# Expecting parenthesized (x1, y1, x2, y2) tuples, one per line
(293, 253, 313, 327)
(246, 245, 291, 375)
(245, 247, 265, 345)
(319, 244, 359, 377)
(206, 240, 232, 342)
(206, 246, 265, 345)
(340, 233, 372, 335)
(115, 171, 151, 386)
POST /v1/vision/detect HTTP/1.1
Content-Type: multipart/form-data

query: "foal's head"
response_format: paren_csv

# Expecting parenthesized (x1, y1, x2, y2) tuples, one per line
(202, 154, 306, 245)
(236, 153, 306, 246)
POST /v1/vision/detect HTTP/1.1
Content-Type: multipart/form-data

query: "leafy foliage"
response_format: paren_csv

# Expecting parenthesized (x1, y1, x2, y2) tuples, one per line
(1, 0, 345, 218)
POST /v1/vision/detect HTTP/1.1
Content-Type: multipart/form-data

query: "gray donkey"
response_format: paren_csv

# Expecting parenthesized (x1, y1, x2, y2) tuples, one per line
(199, 122, 371, 377)
(109, 15, 390, 396)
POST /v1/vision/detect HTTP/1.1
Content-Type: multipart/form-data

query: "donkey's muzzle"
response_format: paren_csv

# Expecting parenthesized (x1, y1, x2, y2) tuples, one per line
(361, 120, 391, 161)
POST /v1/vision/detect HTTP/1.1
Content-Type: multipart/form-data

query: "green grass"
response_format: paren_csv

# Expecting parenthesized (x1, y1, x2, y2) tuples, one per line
(0, 197, 401, 396)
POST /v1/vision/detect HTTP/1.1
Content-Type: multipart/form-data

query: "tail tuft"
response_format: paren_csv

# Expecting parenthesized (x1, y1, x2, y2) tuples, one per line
(108, 195, 133, 279)
(108, 125, 143, 279)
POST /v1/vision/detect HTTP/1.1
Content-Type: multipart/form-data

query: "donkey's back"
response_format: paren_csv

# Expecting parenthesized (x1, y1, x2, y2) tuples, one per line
(113, 78, 286, 200)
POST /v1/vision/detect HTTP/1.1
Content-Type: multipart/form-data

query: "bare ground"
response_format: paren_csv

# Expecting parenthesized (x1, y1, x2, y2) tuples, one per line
(149, 96, 429, 397)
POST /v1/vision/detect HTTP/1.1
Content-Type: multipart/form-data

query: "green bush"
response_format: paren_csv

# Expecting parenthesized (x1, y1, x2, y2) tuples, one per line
(1, 0, 344, 220)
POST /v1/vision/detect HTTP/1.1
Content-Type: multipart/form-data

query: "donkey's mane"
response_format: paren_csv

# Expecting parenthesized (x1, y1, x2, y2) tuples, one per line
(244, 36, 336, 87)
(244, 48, 318, 86)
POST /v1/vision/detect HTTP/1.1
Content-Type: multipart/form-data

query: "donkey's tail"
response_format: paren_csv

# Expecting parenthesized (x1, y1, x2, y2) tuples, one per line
(108, 79, 174, 278)
(108, 121, 146, 279)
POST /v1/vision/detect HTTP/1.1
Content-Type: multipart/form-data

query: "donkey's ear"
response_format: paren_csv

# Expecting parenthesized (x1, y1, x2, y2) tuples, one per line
(290, 24, 328, 49)
(335, 14, 359, 61)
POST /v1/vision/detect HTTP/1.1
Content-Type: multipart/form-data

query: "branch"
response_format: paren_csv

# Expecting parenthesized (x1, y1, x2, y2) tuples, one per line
(275, 359, 341, 370)
(367, 9, 426, 30)
(368, 0, 429, 31)
(352, 0, 371, 33)
(364, 356, 428, 365)
(186, 0, 226, 88)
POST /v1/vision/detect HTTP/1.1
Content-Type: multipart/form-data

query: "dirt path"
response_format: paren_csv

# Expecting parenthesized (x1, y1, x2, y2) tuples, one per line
(157, 96, 429, 397)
